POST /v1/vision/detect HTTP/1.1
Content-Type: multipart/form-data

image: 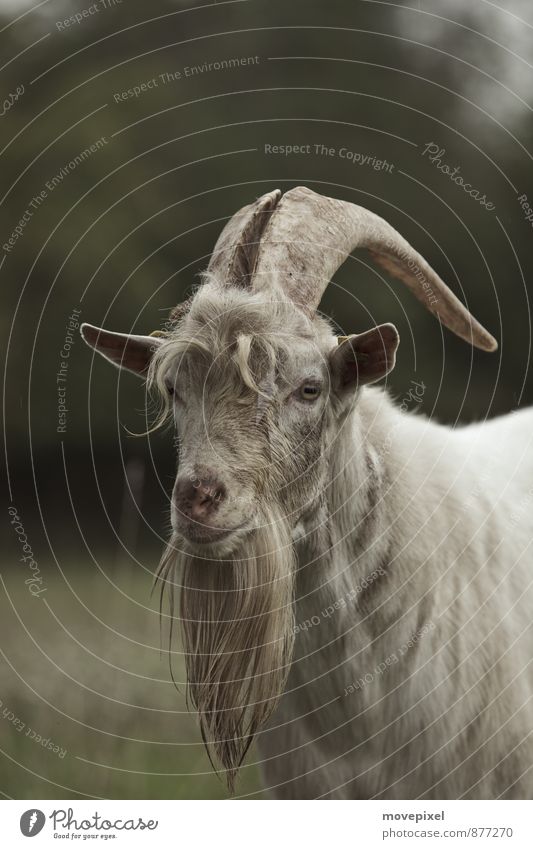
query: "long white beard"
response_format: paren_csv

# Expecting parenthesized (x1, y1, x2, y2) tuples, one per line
(157, 506, 296, 792)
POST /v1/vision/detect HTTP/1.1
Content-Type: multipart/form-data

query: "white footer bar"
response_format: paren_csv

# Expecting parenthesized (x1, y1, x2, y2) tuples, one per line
(3, 799, 532, 848)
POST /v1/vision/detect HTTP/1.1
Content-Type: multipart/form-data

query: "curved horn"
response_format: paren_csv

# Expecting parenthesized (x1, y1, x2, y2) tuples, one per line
(207, 189, 281, 288)
(250, 186, 497, 352)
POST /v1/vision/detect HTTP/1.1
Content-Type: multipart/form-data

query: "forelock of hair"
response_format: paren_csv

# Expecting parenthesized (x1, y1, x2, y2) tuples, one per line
(148, 280, 321, 411)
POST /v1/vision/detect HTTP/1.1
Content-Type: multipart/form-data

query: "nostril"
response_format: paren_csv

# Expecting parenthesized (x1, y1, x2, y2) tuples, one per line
(198, 490, 213, 507)
(212, 484, 226, 503)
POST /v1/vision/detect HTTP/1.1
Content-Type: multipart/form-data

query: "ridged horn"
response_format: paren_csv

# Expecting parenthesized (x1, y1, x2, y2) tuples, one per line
(207, 189, 282, 288)
(249, 186, 497, 352)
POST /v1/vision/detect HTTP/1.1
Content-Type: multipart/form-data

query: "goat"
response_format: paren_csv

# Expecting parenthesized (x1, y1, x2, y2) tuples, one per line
(81, 186, 533, 799)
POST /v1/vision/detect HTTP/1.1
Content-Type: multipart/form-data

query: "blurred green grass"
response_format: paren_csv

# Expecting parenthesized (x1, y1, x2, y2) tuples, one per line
(0, 561, 263, 799)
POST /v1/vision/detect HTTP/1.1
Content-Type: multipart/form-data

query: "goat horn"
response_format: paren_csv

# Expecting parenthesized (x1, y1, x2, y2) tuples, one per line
(207, 189, 282, 288)
(249, 186, 497, 352)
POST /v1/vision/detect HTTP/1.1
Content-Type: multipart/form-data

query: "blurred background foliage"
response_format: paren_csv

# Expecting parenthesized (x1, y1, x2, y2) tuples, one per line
(2, 0, 533, 798)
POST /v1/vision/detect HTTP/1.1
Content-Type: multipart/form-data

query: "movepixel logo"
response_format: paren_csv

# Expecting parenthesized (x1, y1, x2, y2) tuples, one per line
(20, 809, 46, 836)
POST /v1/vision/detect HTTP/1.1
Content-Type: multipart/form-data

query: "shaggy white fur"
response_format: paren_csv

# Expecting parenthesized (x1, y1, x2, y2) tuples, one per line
(258, 389, 533, 798)
(81, 187, 528, 800)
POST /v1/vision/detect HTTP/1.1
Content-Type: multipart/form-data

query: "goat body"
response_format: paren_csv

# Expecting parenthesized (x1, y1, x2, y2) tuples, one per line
(259, 389, 533, 799)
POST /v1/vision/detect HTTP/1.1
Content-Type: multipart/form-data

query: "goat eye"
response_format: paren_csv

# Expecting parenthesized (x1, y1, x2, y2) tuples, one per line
(165, 381, 181, 401)
(299, 383, 321, 401)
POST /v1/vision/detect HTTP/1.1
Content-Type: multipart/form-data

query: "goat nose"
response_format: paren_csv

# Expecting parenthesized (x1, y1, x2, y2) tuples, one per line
(174, 475, 226, 522)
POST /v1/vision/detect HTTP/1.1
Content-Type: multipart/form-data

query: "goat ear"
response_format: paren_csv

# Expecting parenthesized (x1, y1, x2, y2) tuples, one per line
(330, 323, 399, 390)
(80, 323, 163, 377)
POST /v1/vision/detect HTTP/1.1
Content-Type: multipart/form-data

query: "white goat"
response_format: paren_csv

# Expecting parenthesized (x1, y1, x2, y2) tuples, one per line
(81, 186, 533, 799)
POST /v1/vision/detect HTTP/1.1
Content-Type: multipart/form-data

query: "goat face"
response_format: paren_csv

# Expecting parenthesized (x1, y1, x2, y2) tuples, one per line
(152, 284, 343, 557)
(81, 280, 401, 557)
